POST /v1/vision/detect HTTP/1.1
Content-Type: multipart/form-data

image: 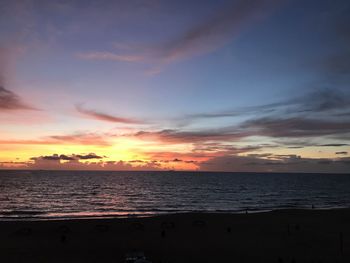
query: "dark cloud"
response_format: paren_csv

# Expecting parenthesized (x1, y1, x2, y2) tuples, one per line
(27, 155, 162, 171)
(184, 88, 350, 123)
(319, 143, 349, 147)
(58, 154, 76, 161)
(134, 128, 250, 143)
(292, 88, 350, 113)
(30, 154, 62, 161)
(191, 142, 272, 154)
(0, 86, 37, 111)
(277, 139, 349, 149)
(144, 150, 209, 162)
(241, 117, 350, 138)
(30, 153, 104, 161)
(128, 160, 145, 163)
(76, 104, 143, 124)
(272, 154, 301, 160)
(336, 152, 348, 155)
(149, 158, 198, 164)
(75, 153, 103, 160)
(169, 158, 197, 164)
(200, 154, 350, 173)
(133, 114, 350, 146)
(127, 89, 350, 150)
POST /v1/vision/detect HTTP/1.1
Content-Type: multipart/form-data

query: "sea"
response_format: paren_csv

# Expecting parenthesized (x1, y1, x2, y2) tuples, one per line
(0, 170, 350, 220)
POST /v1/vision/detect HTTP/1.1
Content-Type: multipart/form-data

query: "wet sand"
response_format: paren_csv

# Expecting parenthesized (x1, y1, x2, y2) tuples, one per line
(0, 209, 349, 262)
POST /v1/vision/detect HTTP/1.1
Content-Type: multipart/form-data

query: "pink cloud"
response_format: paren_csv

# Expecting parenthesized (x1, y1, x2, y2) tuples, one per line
(76, 104, 144, 124)
(76, 51, 144, 62)
(0, 132, 111, 146)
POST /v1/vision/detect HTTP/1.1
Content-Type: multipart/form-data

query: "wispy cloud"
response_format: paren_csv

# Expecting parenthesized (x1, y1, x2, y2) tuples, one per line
(134, 128, 250, 144)
(156, 0, 282, 62)
(191, 143, 275, 154)
(132, 116, 350, 146)
(0, 46, 38, 111)
(0, 132, 111, 146)
(76, 51, 144, 62)
(128, 89, 350, 145)
(280, 141, 349, 149)
(76, 0, 283, 73)
(291, 88, 350, 114)
(183, 88, 350, 122)
(48, 132, 111, 146)
(241, 117, 350, 138)
(76, 104, 144, 124)
(0, 86, 37, 111)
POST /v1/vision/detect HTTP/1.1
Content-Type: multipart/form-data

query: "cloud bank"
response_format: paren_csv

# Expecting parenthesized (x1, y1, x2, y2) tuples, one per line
(200, 155, 350, 174)
(30, 153, 103, 161)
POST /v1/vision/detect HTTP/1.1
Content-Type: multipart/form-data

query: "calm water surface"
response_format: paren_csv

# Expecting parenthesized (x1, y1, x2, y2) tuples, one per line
(0, 170, 350, 220)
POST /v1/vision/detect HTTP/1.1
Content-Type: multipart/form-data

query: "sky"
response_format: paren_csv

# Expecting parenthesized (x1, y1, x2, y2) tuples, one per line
(0, 0, 350, 173)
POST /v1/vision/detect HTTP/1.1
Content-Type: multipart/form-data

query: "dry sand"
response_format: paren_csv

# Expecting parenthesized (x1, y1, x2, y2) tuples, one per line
(0, 209, 349, 262)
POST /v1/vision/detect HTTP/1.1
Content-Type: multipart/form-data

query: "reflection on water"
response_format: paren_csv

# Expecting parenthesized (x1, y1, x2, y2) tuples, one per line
(0, 170, 350, 220)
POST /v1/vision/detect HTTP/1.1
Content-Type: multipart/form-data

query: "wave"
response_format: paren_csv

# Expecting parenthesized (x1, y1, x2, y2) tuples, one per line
(0, 210, 46, 216)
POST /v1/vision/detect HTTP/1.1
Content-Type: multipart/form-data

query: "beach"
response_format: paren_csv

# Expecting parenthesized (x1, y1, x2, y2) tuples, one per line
(0, 209, 349, 262)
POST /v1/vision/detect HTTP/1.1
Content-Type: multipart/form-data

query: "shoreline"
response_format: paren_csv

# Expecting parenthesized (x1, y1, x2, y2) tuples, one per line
(1, 207, 349, 222)
(1, 208, 349, 262)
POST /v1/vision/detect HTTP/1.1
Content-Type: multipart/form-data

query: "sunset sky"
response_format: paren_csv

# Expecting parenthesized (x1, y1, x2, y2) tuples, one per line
(0, 0, 349, 172)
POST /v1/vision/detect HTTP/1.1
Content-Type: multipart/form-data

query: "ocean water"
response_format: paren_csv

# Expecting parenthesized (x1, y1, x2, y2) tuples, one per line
(0, 170, 350, 220)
